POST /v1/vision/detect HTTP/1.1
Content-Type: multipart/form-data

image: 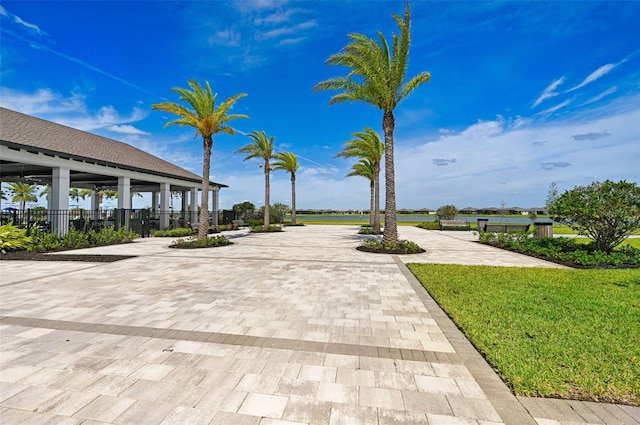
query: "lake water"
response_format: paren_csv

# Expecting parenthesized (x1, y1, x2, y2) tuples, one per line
(294, 214, 550, 224)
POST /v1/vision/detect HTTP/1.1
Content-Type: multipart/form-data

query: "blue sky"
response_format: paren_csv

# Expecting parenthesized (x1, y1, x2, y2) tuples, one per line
(1, 0, 639, 211)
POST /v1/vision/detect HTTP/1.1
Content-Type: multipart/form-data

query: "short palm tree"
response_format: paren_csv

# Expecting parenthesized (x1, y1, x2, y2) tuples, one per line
(314, 2, 430, 245)
(152, 80, 248, 239)
(347, 159, 376, 226)
(69, 188, 92, 204)
(235, 131, 275, 227)
(335, 127, 384, 232)
(96, 189, 118, 209)
(7, 182, 38, 213)
(273, 152, 301, 225)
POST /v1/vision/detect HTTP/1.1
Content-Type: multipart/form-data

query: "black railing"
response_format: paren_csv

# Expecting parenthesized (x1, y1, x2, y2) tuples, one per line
(0, 208, 152, 237)
(0, 208, 224, 237)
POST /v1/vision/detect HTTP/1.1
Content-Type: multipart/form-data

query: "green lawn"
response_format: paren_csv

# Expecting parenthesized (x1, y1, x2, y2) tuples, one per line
(407, 263, 640, 405)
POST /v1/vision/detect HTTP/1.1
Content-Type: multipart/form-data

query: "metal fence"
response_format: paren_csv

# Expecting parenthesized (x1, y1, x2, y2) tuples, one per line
(0, 208, 225, 237)
(0, 209, 153, 237)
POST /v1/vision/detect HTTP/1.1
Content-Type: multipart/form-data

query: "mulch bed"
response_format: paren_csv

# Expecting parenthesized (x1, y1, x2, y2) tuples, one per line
(1, 251, 136, 262)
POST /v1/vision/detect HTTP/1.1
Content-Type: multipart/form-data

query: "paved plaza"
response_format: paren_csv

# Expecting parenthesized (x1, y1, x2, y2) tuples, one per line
(1, 225, 638, 424)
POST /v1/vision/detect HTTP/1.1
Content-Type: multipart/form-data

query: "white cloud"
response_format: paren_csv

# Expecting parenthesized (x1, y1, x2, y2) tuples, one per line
(532, 77, 565, 107)
(0, 87, 148, 132)
(581, 86, 617, 106)
(538, 99, 572, 115)
(260, 20, 317, 40)
(391, 102, 640, 208)
(0, 5, 47, 36)
(567, 61, 624, 92)
(106, 124, 150, 135)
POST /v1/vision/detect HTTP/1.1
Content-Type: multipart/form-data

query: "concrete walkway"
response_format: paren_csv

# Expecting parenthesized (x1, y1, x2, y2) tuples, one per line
(0, 225, 637, 425)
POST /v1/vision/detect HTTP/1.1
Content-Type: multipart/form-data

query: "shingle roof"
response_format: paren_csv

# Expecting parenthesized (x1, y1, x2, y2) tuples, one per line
(0, 107, 223, 186)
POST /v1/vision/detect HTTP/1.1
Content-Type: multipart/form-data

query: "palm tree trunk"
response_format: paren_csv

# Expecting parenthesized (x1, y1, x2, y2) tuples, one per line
(199, 138, 212, 240)
(264, 166, 270, 227)
(291, 174, 296, 225)
(382, 110, 398, 245)
(373, 164, 381, 232)
(369, 180, 375, 227)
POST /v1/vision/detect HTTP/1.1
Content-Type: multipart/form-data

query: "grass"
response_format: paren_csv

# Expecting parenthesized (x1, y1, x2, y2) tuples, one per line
(407, 263, 640, 405)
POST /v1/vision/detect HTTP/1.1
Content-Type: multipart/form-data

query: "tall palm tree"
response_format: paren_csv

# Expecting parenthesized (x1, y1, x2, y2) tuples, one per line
(272, 152, 301, 225)
(235, 131, 275, 227)
(347, 159, 376, 226)
(335, 127, 384, 232)
(152, 80, 248, 239)
(314, 2, 430, 245)
(7, 182, 37, 213)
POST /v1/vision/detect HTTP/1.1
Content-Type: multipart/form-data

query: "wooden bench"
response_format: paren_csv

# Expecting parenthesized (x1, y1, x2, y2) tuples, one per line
(439, 219, 470, 230)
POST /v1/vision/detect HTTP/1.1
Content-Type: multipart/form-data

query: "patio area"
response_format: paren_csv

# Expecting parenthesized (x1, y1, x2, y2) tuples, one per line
(0, 226, 637, 424)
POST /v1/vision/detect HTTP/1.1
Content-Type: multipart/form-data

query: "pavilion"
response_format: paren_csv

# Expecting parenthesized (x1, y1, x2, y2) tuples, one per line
(0, 107, 225, 233)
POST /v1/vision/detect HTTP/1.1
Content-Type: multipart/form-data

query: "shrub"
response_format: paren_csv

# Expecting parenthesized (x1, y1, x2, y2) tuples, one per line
(90, 227, 138, 245)
(170, 234, 232, 248)
(436, 205, 458, 221)
(0, 224, 32, 252)
(479, 232, 640, 268)
(358, 238, 425, 254)
(417, 221, 440, 230)
(28, 227, 137, 252)
(359, 225, 382, 235)
(60, 229, 89, 249)
(29, 232, 62, 252)
(250, 224, 283, 233)
(549, 180, 640, 253)
(153, 228, 193, 237)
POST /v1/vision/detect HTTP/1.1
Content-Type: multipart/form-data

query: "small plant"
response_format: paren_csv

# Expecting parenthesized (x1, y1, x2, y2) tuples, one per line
(170, 234, 232, 248)
(0, 224, 32, 253)
(28, 227, 138, 252)
(359, 225, 382, 235)
(153, 228, 193, 237)
(60, 229, 90, 249)
(250, 224, 283, 233)
(357, 238, 425, 254)
(417, 221, 440, 230)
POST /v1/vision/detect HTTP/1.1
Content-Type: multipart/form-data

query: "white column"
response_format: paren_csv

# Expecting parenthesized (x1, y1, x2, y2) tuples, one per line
(190, 188, 198, 226)
(151, 191, 158, 216)
(117, 176, 131, 209)
(181, 191, 188, 218)
(90, 190, 99, 211)
(90, 189, 100, 221)
(212, 188, 219, 226)
(160, 183, 170, 229)
(51, 167, 70, 236)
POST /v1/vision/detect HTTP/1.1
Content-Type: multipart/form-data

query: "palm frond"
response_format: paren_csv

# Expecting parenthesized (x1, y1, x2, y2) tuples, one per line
(315, 1, 428, 113)
(272, 151, 300, 174)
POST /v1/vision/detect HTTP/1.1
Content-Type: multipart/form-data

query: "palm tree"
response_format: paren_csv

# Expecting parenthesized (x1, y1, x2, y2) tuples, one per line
(235, 131, 275, 227)
(96, 189, 118, 209)
(335, 127, 384, 232)
(7, 182, 38, 213)
(347, 159, 376, 226)
(314, 2, 430, 245)
(152, 80, 248, 239)
(69, 188, 92, 204)
(272, 152, 301, 225)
